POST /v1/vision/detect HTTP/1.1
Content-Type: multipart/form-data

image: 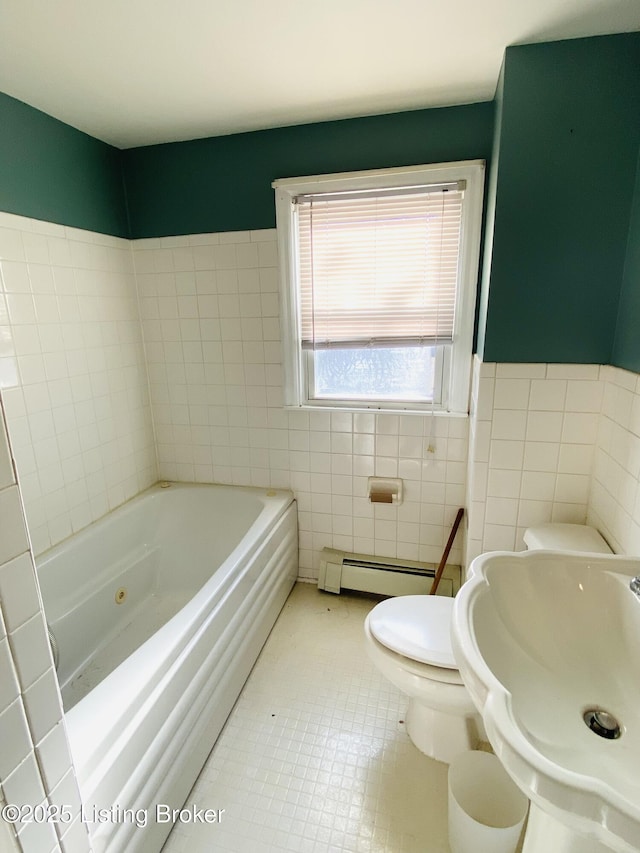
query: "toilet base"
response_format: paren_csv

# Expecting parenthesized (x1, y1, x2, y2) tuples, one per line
(405, 698, 479, 764)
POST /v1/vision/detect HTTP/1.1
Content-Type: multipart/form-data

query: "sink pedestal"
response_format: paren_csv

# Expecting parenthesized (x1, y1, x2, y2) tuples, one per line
(523, 804, 617, 853)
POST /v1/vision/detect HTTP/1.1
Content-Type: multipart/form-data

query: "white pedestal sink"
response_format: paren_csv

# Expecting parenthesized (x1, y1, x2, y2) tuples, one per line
(451, 550, 640, 853)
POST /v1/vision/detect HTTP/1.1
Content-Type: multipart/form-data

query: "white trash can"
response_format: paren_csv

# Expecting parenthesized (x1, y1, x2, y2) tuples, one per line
(448, 750, 528, 853)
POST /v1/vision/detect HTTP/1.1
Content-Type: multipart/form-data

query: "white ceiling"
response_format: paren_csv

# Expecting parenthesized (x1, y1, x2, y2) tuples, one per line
(1, 0, 638, 149)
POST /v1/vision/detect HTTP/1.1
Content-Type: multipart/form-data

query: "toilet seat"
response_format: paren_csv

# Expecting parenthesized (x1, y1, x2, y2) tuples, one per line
(368, 595, 458, 669)
(364, 595, 481, 761)
(365, 617, 465, 685)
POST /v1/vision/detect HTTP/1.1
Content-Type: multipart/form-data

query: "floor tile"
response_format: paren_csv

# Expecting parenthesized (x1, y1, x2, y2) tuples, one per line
(161, 583, 451, 853)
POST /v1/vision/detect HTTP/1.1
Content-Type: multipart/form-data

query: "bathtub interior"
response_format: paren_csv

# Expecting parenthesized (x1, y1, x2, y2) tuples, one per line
(31, 482, 298, 853)
(49, 486, 299, 853)
(55, 544, 171, 709)
(36, 484, 274, 710)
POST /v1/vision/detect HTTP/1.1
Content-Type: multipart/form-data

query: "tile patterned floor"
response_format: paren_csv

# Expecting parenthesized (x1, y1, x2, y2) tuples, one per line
(161, 582, 451, 853)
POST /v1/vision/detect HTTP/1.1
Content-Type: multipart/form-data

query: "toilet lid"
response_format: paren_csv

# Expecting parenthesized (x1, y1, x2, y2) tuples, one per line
(368, 595, 457, 669)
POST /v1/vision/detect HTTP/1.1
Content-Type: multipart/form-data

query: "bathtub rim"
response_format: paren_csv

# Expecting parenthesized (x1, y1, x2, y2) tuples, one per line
(36, 480, 293, 576)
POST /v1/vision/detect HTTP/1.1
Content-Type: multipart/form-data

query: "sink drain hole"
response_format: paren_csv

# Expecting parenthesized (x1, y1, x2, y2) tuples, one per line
(583, 708, 622, 740)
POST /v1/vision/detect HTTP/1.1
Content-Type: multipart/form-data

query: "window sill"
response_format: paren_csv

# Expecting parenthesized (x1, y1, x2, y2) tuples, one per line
(283, 404, 469, 418)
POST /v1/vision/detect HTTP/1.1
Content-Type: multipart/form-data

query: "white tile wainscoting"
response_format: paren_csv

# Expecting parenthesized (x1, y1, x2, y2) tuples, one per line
(0, 401, 90, 853)
(4, 211, 640, 852)
(588, 364, 640, 556)
(132, 229, 468, 579)
(8, 212, 640, 583)
(0, 212, 157, 557)
(465, 357, 640, 567)
(0, 212, 469, 573)
(466, 358, 604, 565)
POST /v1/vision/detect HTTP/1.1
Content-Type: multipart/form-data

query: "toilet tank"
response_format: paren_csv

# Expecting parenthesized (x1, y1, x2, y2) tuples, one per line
(523, 522, 612, 554)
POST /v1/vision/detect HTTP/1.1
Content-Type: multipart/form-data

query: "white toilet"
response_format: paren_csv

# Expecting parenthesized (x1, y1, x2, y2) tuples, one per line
(363, 522, 612, 764)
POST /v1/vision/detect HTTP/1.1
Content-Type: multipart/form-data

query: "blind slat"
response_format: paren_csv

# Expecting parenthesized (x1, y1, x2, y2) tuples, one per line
(297, 187, 463, 348)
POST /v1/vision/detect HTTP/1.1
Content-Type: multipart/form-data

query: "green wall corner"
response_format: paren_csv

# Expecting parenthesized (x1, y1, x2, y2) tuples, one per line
(0, 91, 128, 237)
(612, 147, 640, 372)
(480, 33, 640, 365)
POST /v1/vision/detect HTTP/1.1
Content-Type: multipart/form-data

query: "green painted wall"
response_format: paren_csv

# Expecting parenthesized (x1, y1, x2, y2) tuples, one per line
(612, 148, 640, 372)
(4, 33, 639, 369)
(480, 33, 640, 364)
(122, 103, 495, 238)
(475, 60, 504, 358)
(0, 91, 128, 237)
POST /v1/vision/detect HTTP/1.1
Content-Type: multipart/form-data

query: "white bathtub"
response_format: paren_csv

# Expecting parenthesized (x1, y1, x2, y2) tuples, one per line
(36, 482, 298, 853)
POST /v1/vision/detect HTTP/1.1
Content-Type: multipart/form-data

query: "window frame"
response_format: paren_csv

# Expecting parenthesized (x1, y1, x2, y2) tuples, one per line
(273, 159, 485, 414)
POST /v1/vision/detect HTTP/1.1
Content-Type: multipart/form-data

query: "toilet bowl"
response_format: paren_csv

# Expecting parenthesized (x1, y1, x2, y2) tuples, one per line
(364, 522, 612, 764)
(364, 595, 480, 763)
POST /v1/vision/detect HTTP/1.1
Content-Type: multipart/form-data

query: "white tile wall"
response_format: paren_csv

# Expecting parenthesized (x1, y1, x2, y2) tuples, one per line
(0, 399, 90, 853)
(0, 212, 157, 556)
(588, 365, 640, 555)
(466, 357, 604, 565)
(2, 210, 640, 851)
(0, 218, 469, 852)
(133, 229, 468, 579)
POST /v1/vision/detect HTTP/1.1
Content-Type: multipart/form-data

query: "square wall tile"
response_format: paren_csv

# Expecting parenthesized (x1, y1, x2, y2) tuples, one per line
(523, 441, 559, 473)
(15, 803, 58, 852)
(23, 668, 63, 745)
(0, 637, 20, 713)
(491, 409, 526, 441)
(565, 380, 604, 413)
(486, 468, 521, 499)
(9, 613, 52, 691)
(0, 485, 29, 563)
(493, 377, 531, 410)
(59, 817, 91, 853)
(0, 417, 15, 488)
(485, 496, 519, 526)
(0, 698, 33, 781)
(526, 411, 563, 443)
(562, 413, 599, 444)
(36, 722, 72, 792)
(483, 523, 516, 551)
(489, 439, 525, 470)
(529, 379, 567, 411)
(2, 753, 45, 810)
(521, 471, 556, 502)
(0, 553, 42, 633)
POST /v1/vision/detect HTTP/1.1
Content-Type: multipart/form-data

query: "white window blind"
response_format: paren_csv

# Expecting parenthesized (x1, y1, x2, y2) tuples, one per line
(295, 183, 464, 350)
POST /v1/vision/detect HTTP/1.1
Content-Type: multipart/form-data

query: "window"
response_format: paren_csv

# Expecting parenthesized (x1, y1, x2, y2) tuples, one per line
(273, 160, 484, 413)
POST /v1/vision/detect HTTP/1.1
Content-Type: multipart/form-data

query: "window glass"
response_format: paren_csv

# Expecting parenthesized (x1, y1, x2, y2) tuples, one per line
(312, 346, 439, 403)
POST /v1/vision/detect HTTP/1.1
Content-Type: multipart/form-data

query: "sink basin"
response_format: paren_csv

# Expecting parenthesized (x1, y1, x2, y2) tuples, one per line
(451, 550, 640, 853)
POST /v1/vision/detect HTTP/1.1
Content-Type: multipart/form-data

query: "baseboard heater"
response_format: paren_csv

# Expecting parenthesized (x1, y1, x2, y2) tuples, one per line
(318, 548, 461, 598)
